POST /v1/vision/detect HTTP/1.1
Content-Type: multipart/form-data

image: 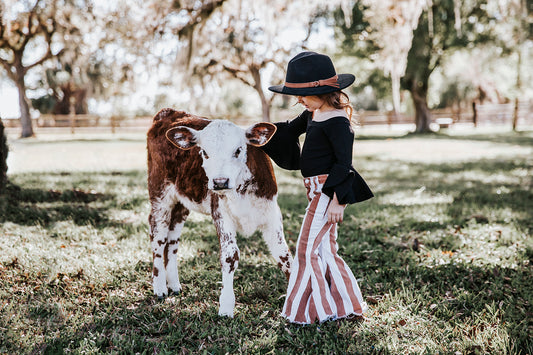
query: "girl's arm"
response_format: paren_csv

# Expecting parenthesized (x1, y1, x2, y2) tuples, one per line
(260, 110, 310, 170)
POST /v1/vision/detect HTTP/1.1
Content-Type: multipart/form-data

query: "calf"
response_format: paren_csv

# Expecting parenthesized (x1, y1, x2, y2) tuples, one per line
(147, 108, 293, 317)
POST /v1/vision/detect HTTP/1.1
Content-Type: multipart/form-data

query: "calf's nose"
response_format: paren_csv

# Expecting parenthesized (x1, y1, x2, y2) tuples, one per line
(213, 177, 230, 190)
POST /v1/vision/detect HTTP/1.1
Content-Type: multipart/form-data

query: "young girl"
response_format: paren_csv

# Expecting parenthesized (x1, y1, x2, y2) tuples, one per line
(261, 51, 374, 324)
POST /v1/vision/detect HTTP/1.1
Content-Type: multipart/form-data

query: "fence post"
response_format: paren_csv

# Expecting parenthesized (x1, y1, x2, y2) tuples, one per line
(69, 97, 76, 134)
(472, 102, 477, 127)
(111, 116, 116, 134)
(69, 111, 75, 134)
(387, 111, 393, 127)
(512, 98, 519, 131)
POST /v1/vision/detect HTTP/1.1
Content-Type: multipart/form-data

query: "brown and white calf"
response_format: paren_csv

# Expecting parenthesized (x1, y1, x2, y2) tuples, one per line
(147, 108, 293, 317)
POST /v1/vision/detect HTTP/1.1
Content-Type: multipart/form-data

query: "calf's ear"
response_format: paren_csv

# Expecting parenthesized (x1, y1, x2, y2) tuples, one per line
(166, 126, 199, 150)
(245, 122, 277, 147)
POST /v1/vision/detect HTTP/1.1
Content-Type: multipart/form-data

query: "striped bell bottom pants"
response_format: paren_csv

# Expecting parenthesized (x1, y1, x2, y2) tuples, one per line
(282, 174, 367, 324)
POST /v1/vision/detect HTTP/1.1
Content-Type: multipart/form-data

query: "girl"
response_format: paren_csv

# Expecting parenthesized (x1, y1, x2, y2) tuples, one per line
(262, 51, 374, 324)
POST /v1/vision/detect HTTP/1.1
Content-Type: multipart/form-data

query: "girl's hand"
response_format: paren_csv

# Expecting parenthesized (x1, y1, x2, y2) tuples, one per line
(327, 193, 345, 224)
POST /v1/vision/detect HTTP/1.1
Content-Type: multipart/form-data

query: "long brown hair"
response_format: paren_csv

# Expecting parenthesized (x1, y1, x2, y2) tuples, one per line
(317, 91, 353, 121)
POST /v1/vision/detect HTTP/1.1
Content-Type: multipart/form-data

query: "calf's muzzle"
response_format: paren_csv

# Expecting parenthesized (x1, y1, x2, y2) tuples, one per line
(213, 177, 230, 190)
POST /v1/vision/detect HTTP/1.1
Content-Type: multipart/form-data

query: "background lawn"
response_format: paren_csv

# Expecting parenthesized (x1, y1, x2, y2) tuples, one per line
(1, 127, 532, 354)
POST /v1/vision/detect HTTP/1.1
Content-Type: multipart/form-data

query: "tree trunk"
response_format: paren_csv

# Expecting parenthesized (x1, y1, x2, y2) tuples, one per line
(410, 81, 432, 133)
(16, 76, 34, 138)
(250, 66, 271, 122)
(259, 92, 271, 122)
(513, 44, 522, 132)
(0, 118, 8, 193)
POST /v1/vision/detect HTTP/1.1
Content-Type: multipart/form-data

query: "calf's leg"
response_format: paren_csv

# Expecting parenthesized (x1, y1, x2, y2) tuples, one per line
(166, 203, 189, 294)
(149, 198, 189, 299)
(261, 205, 293, 279)
(212, 199, 239, 317)
(149, 207, 171, 298)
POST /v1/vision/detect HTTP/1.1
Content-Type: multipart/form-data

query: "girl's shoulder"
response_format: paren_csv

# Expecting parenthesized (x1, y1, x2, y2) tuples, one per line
(312, 116, 350, 127)
(312, 109, 348, 123)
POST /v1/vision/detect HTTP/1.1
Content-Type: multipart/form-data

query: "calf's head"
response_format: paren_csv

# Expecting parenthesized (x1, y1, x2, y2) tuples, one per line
(166, 120, 276, 191)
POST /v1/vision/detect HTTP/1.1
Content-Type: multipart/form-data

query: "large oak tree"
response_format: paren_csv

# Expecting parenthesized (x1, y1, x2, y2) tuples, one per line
(336, 0, 514, 133)
(0, 0, 93, 137)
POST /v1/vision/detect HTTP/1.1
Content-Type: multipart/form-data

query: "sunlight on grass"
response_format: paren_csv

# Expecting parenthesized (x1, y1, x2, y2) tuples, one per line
(0, 220, 150, 280)
(381, 187, 454, 206)
(447, 167, 529, 185)
(405, 212, 529, 270)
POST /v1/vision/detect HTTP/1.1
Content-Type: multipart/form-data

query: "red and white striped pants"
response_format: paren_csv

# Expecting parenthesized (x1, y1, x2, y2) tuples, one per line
(282, 174, 367, 324)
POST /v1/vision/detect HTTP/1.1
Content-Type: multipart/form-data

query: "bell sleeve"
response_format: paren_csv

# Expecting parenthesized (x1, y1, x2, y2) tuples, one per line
(321, 120, 374, 204)
(260, 111, 309, 170)
(322, 165, 374, 204)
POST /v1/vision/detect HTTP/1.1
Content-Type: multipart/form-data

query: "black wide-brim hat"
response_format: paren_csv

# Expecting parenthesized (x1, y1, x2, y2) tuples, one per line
(269, 51, 355, 96)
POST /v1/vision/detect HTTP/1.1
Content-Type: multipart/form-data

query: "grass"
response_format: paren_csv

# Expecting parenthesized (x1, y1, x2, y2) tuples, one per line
(0, 129, 532, 354)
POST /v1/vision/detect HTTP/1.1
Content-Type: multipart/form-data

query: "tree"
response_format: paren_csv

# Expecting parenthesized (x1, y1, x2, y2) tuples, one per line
(175, 0, 349, 122)
(87, 0, 228, 116)
(333, 2, 406, 112)
(0, 0, 95, 137)
(403, 0, 509, 132)
(336, 0, 508, 133)
(504, 0, 531, 131)
(0, 0, 65, 137)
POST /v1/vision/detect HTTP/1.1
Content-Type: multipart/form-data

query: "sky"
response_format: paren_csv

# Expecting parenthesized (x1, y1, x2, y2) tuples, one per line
(0, 82, 19, 119)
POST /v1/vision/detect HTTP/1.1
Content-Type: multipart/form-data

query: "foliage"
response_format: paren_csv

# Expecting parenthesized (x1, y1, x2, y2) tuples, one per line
(0, 0, 228, 127)
(331, 0, 531, 133)
(177, 0, 349, 121)
(1, 131, 532, 354)
(402, 0, 500, 94)
(2, 0, 531, 127)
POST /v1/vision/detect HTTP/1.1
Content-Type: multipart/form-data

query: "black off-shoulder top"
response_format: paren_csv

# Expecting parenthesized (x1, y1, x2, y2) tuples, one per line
(261, 110, 373, 204)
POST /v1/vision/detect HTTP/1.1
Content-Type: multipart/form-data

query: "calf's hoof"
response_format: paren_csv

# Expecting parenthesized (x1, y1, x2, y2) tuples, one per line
(218, 308, 234, 318)
(169, 289, 181, 297)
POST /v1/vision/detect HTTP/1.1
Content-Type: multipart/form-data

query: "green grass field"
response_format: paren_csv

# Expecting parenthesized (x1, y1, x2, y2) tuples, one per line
(1, 128, 532, 354)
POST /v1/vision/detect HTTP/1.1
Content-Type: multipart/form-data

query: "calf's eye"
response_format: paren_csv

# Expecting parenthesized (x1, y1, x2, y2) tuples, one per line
(233, 147, 242, 158)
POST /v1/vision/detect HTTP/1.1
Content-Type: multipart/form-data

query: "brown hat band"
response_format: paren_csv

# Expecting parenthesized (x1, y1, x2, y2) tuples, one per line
(284, 75, 340, 89)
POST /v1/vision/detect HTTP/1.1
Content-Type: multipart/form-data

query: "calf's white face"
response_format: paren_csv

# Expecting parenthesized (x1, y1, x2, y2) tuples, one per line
(166, 120, 276, 191)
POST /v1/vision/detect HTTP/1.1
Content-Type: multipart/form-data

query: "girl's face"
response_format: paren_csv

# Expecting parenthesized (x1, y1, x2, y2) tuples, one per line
(296, 95, 326, 112)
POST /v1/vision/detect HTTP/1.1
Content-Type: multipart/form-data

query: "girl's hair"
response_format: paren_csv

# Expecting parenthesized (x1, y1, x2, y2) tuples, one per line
(317, 91, 353, 121)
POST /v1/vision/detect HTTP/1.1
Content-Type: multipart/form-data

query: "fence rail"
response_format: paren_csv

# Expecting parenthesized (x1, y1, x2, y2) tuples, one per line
(356, 101, 533, 127)
(2, 101, 533, 132)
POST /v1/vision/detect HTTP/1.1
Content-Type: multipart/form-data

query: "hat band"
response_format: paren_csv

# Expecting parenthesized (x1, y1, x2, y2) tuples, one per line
(285, 75, 340, 89)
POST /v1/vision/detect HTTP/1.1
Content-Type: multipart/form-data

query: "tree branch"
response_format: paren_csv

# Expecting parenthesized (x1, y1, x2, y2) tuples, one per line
(0, 57, 16, 82)
(19, 0, 42, 50)
(222, 64, 253, 87)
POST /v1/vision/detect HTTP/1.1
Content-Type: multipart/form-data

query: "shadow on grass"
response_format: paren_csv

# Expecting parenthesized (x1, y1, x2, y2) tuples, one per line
(353, 246, 532, 354)
(1, 170, 148, 227)
(0, 182, 114, 226)
(371, 157, 532, 230)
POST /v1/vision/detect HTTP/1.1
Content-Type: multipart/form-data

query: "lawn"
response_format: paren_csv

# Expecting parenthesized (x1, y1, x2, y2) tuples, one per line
(1, 128, 532, 354)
